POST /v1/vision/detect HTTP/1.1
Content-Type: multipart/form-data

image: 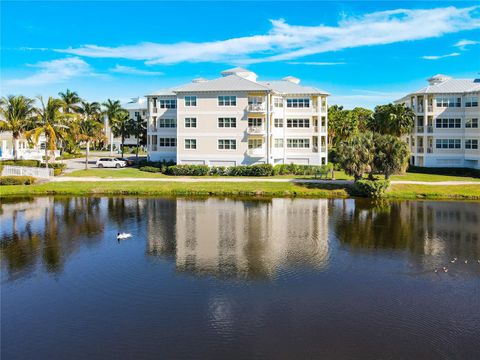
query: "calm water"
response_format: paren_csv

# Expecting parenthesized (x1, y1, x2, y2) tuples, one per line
(1, 197, 479, 360)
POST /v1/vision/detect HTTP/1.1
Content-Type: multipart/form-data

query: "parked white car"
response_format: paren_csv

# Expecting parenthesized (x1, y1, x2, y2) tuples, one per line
(96, 158, 127, 168)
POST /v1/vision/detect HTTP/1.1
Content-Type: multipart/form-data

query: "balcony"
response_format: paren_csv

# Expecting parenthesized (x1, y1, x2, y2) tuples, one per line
(418, 106, 424, 113)
(247, 148, 266, 157)
(427, 147, 433, 154)
(150, 145, 158, 151)
(247, 104, 267, 113)
(247, 126, 266, 135)
(152, 107, 158, 113)
(313, 146, 318, 153)
(417, 126, 424, 133)
(427, 106, 433, 112)
(417, 147, 424, 153)
(427, 126, 433, 133)
(149, 127, 158, 132)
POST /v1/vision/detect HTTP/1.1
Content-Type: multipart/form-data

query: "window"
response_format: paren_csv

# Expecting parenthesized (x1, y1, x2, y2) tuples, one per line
(286, 98, 310, 108)
(287, 138, 310, 148)
(185, 96, 197, 106)
(274, 139, 284, 148)
(184, 117, 197, 128)
(185, 139, 197, 150)
(159, 118, 176, 128)
(465, 139, 478, 149)
(248, 118, 262, 127)
(465, 96, 478, 107)
(218, 95, 236, 106)
(274, 118, 283, 128)
(435, 139, 461, 149)
(287, 118, 310, 128)
(218, 117, 236, 128)
(274, 98, 283, 107)
(134, 111, 140, 117)
(159, 99, 176, 109)
(159, 138, 176, 147)
(248, 139, 263, 149)
(218, 139, 236, 150)
(435, 118, 461, 128)
(435, 97, 461, 108)
(466, 118, 479, 128)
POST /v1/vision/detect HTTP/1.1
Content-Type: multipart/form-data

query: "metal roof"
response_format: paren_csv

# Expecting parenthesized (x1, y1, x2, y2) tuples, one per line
(173, 74, 270, 92)
(412, 78, 480, 94)
(122, 97, 147, 110)
(260, 80, 329, 95)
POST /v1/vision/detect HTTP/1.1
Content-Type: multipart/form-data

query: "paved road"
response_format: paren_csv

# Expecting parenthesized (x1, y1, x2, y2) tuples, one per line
(50, 176, 480, 185)
(61, 154, 146, 173)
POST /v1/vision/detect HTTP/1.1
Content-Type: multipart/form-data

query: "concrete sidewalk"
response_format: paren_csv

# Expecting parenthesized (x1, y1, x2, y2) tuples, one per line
(50, 177, 480, 186)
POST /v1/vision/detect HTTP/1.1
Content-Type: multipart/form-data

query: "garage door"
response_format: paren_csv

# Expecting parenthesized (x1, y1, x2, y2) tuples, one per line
(286, 158, 309, 165)
(182, 160, 205, 165)
(210, 160, 236, 167)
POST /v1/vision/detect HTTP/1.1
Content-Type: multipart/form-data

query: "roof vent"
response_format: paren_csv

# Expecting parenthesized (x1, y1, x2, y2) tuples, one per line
(427, 74, 450, 86)
(221, 67, 258, 82)
(282, 76, 300, 84)
(192, 77, 208, 83)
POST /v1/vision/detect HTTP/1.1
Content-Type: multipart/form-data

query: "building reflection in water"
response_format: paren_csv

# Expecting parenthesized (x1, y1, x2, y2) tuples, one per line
(147, 198, 330, 279)
(0, 197, 105, 279)
(334, 200, 480, 272)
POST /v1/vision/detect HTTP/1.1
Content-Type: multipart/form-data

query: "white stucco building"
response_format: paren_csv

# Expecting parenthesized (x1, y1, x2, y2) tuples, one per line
(104, 97, 147, 149)
(146, 68, 329, 165)
(396, 74, 479, 169)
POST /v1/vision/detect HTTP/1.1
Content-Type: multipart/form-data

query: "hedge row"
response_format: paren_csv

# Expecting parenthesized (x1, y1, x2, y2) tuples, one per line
(0, 176, 36, 186)
(139, 163, 334, 177)
(407, 165, 480, 178)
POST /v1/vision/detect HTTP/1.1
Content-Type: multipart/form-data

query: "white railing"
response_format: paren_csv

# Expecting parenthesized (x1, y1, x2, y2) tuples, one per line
(247, 126, 266, 135)
(247, 104, 267, 112)
(247, 148, 266, 157)
(417, 126, 424, 133)
(0, 149, 60, 161)
(1, 165, 53, 178)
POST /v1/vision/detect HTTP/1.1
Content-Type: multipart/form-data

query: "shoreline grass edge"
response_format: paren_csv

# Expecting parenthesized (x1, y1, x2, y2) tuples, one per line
(1, 181, 480, 200)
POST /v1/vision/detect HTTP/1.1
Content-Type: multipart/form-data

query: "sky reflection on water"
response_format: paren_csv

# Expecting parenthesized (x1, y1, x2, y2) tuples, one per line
(1, 197, 479, 359)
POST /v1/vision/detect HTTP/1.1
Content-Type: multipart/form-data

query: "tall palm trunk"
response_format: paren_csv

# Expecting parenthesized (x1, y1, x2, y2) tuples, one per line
(121, 132, 125, 158)
(85, 140, 90, 170)
(44, 137, 49, 169)
(135, 135, 139, 161)
(12, 133, 19, 160)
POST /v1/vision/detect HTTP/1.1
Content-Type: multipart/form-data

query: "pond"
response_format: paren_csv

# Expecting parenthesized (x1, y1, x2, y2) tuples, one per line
(1, 197, 479, 359)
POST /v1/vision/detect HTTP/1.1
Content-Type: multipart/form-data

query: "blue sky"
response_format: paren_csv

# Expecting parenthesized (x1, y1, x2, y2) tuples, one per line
(1, 1, 479, 108)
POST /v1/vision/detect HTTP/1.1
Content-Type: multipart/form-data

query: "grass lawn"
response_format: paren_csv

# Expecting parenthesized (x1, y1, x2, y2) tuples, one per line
(2, 181, 479, 200)
(65, 168, 479, 183)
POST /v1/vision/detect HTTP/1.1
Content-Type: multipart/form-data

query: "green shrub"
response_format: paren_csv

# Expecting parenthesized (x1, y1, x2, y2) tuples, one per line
(0, 176, 36, 186)
(53, 168, 62, 176)
(352, 180, 390, 199)
(273, 163, 333, 176)
(226, 164, 273, 176)
(166, 165, 209, 176)
(0, 160, 41, 167)
(139, 166, 161, 173)
(209, 166, 227, 176)
(407, 166, 480, 178)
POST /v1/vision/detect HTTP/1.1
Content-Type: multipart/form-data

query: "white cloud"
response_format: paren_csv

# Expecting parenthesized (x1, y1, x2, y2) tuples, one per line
(421, 52, 461, 60)
(287, 61, 346, 66)
(4, 57, 92, 86)
(56, 6, 480, 65)
(110, 64, 163, 76)
(454, 39, 480, 50)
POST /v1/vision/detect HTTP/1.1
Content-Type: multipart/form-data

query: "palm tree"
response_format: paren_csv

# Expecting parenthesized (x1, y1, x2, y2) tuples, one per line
(58, 89, 81, 115)
(110, 110, 132, 158)
(0, 95, 35, 160)
(371, 104, 415, 137)
(26, 97, 68, 168)
(129, 114, 147, 161)
(102, 99, 124, 156)
(77, 101, 103, 169)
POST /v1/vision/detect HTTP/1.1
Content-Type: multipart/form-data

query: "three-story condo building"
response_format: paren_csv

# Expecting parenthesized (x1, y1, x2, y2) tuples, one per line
(396, 74, 479, 169)
(146, 67, 329, 166)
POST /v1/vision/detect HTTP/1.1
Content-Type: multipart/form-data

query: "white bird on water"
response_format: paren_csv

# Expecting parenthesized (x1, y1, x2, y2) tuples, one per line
(117, 232, 132, 240)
